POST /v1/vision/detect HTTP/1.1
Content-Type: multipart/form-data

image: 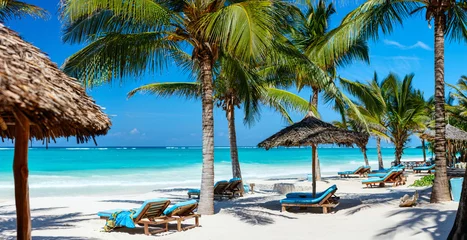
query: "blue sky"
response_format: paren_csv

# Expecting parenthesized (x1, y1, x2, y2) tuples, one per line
(1, 1, 466, 147)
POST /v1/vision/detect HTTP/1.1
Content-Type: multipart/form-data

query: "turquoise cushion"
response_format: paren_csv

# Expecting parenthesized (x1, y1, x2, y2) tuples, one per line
(98, 208, 127, 218)
(281, 185, 337, 204)
(188, 189, 200, 194)
(163, 200, 198, 216)
(414, 164, 435, 170)
(367, 173, 386, 178)
(133, 198, 169, 218)
(215, 180, 229, 186)
(338, 166, 363, 175)
(362, 177, 383, 183)
(243, 184, 250, 193)
(286, 185, 337, 199)
(229, 177, 242, 182)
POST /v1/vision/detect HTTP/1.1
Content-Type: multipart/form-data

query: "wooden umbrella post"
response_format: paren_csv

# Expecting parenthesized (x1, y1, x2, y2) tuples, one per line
(13, 113, 31, 240)
(312, 144, 317, 198)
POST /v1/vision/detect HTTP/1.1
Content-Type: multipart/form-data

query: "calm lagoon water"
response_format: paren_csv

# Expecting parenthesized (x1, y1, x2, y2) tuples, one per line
(0, 147, 426, 199)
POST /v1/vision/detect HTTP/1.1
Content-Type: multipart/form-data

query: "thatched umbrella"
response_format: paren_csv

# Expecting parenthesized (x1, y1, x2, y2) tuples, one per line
(258, 112, 368, 196)
(420, 124, 467, 164)
(0, 24, 111, 239)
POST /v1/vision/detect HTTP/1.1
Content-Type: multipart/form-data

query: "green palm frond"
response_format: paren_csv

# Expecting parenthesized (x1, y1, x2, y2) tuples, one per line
(0, 0, 48, 21)
(60, 0, 171, 27)
(127, 82, 201, 99)
(263, 87, 314, 116)
(62, 32, 181, 87)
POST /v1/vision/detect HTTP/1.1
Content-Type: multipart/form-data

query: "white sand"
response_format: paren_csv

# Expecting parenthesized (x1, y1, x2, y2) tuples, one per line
(0, 173, 458, 240)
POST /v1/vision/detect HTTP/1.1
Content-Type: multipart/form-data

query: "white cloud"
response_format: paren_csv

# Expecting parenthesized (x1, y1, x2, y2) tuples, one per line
(383, 40, 432, 51)
(130, 128, 139, 135)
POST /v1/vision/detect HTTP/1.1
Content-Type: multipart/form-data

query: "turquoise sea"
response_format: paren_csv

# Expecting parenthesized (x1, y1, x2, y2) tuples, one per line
(0, 147, 427, 199)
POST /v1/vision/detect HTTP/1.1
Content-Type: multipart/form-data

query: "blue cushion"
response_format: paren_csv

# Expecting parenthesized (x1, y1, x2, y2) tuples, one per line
(286, 185, 337, 199)
(414, 165, 435, 170)
(215, 180, 229, 186)
(281, 185, 337, 204)
(362, 177, 384, 183)
(367, 173, 386, 178)
(188, 189, 200, 194)
(163, 200, 198, 216)
(133, 198, 169, 218)
(338, 166, 363, 175)
(229, 177, 242, 182)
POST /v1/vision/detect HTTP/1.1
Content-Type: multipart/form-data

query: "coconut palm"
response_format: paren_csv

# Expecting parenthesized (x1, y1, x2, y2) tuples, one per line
(340, 73, 389, 170)
(128, 55, 310, 181)
(328, 0, 467, 203)
(0, 0, 47, 21)
(60, 0, 297, 214)
(282, 0, 369, 180)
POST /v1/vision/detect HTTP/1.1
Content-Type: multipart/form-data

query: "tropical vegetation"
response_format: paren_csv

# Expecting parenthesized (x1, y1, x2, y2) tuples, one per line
(0, 0, 47, 21)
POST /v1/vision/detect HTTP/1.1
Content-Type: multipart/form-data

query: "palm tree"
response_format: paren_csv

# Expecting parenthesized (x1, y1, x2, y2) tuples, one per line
(0, 0, 47, 21)
(285, 0, 369, 180)
(128, 55, 310, 181)
(328, 0, 467, 204)
(60, 0, 295, 214)
(340, 73, 389, 170)
(383, 73, 428, 164)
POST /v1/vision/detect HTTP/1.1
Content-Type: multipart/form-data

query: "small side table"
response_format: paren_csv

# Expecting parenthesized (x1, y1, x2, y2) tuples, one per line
(249, 183, 255, 194)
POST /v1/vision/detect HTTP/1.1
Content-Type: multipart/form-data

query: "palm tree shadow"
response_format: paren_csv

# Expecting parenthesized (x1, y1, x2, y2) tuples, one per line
(375, 208, 456, 239)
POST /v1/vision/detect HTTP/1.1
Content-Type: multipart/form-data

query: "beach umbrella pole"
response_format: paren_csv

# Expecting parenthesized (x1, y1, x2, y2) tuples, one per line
(13, 113, 31, 239)
(312, 145, 317, 197)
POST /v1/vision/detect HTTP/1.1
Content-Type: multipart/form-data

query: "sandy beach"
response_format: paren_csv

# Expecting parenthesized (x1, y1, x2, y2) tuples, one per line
(0, 173, 457, 240)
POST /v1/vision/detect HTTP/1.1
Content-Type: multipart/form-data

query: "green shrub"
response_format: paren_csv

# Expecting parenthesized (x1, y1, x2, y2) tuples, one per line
(410, 174, 435, 187)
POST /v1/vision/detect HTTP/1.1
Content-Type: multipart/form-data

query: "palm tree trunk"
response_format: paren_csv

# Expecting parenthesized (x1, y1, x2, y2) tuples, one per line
(395, 142, 403, 165)
(311, 88, 321, 181)
(226, 99, 242, 179)
(376, 137, 384, 169)
(198, 52, 215, 215)
(422, 139, 427, 162)
(431, 13, 451, 203)
(361, 147, 369, 166)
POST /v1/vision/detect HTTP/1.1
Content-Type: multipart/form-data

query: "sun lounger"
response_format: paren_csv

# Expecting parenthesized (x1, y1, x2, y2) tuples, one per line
(338, 166, 370, 177)
(413, 164, 436, 173)
(98, 198, 173, 235)
(163, 200, 200, 231)
(280, 185, 339, 213)
(223, 178, 244, 197)
(362, 169, 405, 188)
(187, 180, 230, 199)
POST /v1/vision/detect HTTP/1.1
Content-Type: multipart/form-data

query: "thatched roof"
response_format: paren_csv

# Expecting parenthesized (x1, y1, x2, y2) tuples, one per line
(0, 24, 111, 143)
(258, 112, 369, 150)
(420, 124, 467, 141)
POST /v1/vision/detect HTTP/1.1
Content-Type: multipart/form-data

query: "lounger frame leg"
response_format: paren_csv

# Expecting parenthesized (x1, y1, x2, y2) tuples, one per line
(177, 219, 182, 231)
(281, 205, 286, 212)
(323, 207, 328, 214)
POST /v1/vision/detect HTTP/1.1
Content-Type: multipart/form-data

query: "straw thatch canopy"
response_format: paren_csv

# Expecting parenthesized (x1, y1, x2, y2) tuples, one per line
(420, 124, 467, 142)
(0, 24, 111, 143)
(258, 113, 369, 149)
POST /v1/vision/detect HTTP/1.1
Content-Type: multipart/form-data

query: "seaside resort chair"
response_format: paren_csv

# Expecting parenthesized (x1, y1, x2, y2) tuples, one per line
(338, 166, 370, 178)
(362, 169, 406, 188)
(98, 199, 201, 235)
(413, 164, 436, 173)
(368, 165, 405, 178)
(187, 180, 230, 199)
(223, 178, 244, 198)
(98, 199, 173, 235)
(280, 185, 340, 214)
(163, 200, 201, 231)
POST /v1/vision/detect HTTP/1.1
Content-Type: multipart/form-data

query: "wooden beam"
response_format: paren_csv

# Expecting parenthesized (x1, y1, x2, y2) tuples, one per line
(13, 112, 31, 240)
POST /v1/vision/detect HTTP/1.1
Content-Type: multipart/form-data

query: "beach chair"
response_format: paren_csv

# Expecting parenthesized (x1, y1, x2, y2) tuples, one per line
(280, 185, 339, 214)
(163, 200, 201, 231)
(223, 178, 244, 198)
(368, 165, 405, 178)
(413, 164, 436, 173)
(187, 180, 230, 199)
(97, 198, 173, 235)
(362, 170, 405, 188)
(338, 166, 369, 178)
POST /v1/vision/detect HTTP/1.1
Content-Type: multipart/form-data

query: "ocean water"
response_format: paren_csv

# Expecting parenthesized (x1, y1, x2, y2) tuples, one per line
(0, 147, 426, 199)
